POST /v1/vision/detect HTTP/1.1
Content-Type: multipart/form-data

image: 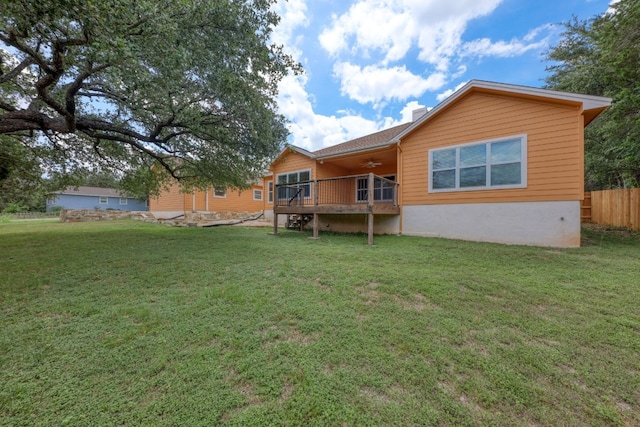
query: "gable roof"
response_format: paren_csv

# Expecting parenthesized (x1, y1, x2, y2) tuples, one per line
(276, 80, 611, 166)
(393, 80, 612, 142)
(313, 122, 412, 159)
(56, 186, 128, 197)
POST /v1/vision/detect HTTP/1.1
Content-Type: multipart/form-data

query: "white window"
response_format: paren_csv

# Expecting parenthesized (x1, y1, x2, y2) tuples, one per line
(356, 175, 396, 202)
(253, 189, 263, 201)
(276, 170, 311, 201)
(99, 196, 108, 204)
(213, 186, 226, 198)
(267, 181, 273, 203)
(429, 135, 527, 193)
(119, 197, 128, 205)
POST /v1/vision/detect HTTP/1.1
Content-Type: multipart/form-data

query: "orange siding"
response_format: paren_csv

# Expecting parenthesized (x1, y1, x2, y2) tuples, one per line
(151, 181, 264, 213)
(209, 185, 264, 212)
(316, 162, 349, 179)
(149, 183, 188, 211)
(401, 92, 584, 205)
(270, 150, 316, 179)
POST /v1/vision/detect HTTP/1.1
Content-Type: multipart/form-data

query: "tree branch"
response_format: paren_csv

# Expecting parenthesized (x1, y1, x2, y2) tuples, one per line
(0, 57, 35, 84)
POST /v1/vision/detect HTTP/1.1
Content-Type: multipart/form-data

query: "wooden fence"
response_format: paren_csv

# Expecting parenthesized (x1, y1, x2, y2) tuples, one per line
(582, 189, 640, 231)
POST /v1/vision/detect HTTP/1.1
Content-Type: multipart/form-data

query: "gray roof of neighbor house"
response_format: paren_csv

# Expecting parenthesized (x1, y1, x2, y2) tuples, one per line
(55, 186, 129, 197)
(313, 122, 412, 158)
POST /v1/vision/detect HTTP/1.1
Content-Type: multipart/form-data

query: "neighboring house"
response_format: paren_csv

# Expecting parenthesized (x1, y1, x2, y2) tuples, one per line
(148, 181, 264, 219)
(47, 186, 148, 212)
(268, 80, 611, 247)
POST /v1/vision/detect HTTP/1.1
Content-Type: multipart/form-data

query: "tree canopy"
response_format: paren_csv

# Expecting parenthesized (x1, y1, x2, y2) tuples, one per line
(0, 0, 300, 196)
(545, 0, 640, 189)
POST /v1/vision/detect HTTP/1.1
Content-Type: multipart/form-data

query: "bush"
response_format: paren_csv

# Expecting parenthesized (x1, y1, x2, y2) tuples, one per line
(2, 202, 28, 214)
(49, 206, 64, 214)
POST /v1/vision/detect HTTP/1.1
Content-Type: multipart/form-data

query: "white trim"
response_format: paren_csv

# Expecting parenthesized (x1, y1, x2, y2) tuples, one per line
(267, 180, 273, 203)
(428, 134, 527, 193)
(99, 196, 108, 204)
(253, 189, 263, 201)
(119, 197, 128, 205)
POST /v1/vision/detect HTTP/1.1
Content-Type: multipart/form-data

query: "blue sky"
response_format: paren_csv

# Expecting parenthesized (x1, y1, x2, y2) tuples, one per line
(270, 0, 615, 152)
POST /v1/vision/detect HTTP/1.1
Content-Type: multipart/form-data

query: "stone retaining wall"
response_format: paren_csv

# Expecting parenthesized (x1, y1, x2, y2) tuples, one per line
(60, 209, 151, 222)
(183, 211, 263, 222)
(60, 209, 263, 224)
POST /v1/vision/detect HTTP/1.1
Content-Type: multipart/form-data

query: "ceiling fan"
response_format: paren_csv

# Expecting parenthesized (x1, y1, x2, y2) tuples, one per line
(361, 159, 382, 169)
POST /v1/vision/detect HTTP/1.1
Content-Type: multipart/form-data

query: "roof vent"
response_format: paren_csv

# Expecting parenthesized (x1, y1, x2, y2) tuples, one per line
(412, 107, 427, 122)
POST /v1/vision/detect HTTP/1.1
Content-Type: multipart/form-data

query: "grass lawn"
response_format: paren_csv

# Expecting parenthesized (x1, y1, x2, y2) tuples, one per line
(0, 220, 638, 426)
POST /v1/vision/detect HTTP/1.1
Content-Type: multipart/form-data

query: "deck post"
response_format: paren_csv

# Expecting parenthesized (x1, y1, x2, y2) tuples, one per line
(272, 212, 278, 235)
(312, 213, 319, 239)
(368, 173, 374, 246)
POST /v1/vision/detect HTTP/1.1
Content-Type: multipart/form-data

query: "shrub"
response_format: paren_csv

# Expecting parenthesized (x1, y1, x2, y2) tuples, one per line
(2, 202, 28, 214)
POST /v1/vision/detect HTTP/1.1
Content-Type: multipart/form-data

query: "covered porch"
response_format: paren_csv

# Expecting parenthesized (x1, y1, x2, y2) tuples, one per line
(272, 173, 400, 245)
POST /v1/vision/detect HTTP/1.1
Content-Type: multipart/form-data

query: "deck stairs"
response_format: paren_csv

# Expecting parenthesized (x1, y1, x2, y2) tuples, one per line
(286, 214, 313, 230)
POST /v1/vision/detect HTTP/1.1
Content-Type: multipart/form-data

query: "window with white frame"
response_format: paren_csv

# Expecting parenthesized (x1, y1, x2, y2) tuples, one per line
(213, 186, 226, 198)
(356, 175, 396, 202)
(119, 197, 128, 205)
(267, 181, 273, 203)
(99, 196, 108, 204)
(429, 135, 527, 192)
(253, 189, 263, 201)
(276, 170, 311, 201)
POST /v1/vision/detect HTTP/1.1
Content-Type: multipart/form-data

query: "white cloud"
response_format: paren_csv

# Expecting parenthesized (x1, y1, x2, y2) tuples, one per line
(319, 0, 504, 70)
(436, 81, 468, 102)
(277, 73, 383, 150)
(271, 0, 309, 61)
(333, 62, 446, 105)
(460, 24, 555, 59)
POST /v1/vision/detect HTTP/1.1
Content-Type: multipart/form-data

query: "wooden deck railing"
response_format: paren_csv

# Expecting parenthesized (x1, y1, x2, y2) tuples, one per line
(274, 173, 398, 209)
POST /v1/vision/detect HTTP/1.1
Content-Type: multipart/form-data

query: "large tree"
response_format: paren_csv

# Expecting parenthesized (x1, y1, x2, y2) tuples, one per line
(545, 0, 640, 189)
(0, 0, 299, 195)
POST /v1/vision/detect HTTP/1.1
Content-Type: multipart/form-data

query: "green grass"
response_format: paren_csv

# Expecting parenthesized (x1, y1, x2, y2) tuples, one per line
(0, 220, 638, 426)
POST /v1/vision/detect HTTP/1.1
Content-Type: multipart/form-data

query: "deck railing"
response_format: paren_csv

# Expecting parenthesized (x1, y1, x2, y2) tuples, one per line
(275, 173, 398, 208)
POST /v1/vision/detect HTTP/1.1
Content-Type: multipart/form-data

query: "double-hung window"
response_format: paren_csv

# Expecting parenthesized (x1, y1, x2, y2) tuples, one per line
(356, 175, 396, 202)
(267, 181, 273, 203)
(429, 135, 526, 192)
(253, 189, 263, 201)
(276, 170, 311, 202)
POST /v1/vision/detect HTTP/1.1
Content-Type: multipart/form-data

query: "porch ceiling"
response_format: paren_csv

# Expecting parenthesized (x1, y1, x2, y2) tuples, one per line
(319, 146, 397, 173)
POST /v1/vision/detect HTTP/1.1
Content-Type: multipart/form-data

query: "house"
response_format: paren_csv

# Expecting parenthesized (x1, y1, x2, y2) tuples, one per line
(47, 186, 148, 212)
(268, 80, 611, 247)
(148, 181, 264, 220)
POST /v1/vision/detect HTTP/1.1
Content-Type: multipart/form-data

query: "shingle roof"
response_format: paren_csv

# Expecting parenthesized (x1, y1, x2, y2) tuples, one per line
(57, 186, 128, 197)
(313, 122, 412, 158)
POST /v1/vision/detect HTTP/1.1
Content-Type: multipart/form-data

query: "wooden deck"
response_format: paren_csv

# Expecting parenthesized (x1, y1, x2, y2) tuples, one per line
(272, 173, 399, 244)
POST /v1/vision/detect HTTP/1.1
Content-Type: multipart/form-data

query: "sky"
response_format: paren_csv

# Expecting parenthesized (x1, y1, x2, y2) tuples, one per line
(269, 0, 615, 152)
